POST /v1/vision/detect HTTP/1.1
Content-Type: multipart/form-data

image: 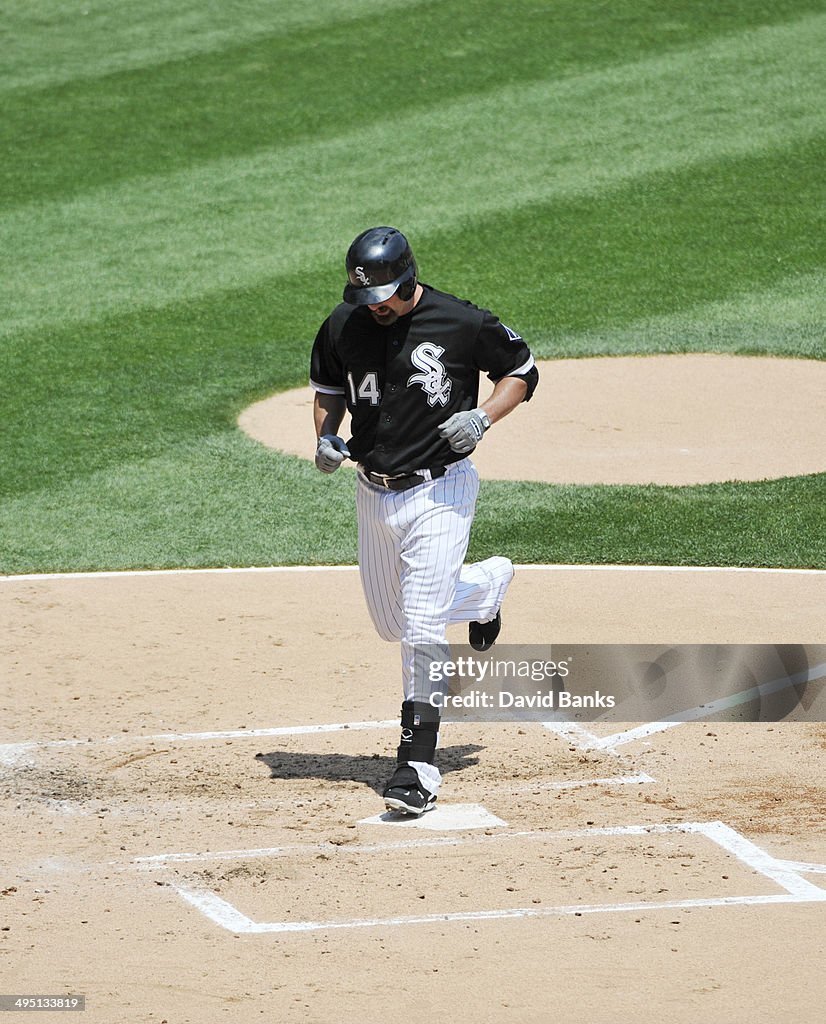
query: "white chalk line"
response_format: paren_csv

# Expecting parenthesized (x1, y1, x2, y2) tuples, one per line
(136, 829, 538, 866)
(509, 771, 655, 793)
(774, 860, 826, 875)
(170, 887, 819, 935)
(132, 786, 653, 865)
(0, 742, 39, 767)
(0, 565, 360, 583)
(3, 562, 825, 583)
(6, 654, 822, 770)
(166, 820, 826, 934)
(542, 721, 624, 756)
(20, 657, 823, 764)
(543, 661, 826, 754)
(0, 719, 400, 765)
(0, 715, 593, 766)
(689, 820, 824, 899)
(0, 714, 662, 766)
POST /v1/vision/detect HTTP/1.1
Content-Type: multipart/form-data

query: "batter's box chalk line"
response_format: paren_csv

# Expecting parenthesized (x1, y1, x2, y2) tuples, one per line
(543, 658, 826, 755)
(0, 719, 401, 767)
(165, 820, 826, 935)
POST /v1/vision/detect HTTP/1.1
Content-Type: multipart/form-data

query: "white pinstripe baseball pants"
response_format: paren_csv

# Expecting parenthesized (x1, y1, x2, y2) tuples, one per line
(355, 457, 514, 702)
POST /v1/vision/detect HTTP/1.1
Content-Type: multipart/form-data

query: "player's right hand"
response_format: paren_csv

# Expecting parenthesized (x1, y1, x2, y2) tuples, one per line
(315, 434, 351, 473)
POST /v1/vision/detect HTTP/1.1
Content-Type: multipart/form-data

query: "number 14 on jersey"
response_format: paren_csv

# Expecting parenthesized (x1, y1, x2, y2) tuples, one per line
(347, 371, 381, 406)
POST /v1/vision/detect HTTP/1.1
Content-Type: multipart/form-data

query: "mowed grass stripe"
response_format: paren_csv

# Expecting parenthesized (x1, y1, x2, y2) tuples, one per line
(2, 12, 824, 341)
(1, 431, 824, 573)
(4, 0, 820, 207)
(3, 138, 823, 501)
(473, 473, 826, 569)
(0, 0, 420, 93)
(435, 135, 826, 352)
(0, 434, 360, 573)
(544, 270, 826, 359)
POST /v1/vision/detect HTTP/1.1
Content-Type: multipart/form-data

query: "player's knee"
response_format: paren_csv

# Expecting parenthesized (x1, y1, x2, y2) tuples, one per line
(405, 625, 448, 647)
(373, 619, 403, 642)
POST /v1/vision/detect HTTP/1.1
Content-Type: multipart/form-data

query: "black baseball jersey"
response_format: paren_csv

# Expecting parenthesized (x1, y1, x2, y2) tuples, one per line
(310, 284, 536, 476)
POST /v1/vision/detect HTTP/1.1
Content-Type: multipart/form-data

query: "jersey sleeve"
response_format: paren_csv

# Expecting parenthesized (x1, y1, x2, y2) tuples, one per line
(309, 316, 346, 395)
(473, 312, 535, 383)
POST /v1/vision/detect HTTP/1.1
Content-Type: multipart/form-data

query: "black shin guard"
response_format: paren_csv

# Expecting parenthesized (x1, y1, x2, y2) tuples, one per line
(397, 700, 440, 765)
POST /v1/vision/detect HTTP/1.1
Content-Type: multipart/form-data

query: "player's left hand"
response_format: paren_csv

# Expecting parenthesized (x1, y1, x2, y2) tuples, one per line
(437, 409, 491, 454)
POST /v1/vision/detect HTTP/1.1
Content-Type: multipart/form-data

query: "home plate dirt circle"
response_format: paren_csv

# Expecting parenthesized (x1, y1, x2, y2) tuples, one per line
(2, 567, 826, 1023)
(239, 353, 826, 485)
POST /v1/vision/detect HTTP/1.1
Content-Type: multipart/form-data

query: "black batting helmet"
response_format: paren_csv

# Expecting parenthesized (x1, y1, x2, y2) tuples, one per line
(343, 226, 418, 305)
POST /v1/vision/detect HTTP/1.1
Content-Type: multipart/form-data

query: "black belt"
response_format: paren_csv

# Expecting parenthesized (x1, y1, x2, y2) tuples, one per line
(361, 465, 447, 492)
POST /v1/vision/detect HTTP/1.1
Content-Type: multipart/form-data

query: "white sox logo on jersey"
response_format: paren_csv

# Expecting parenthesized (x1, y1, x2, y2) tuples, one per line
(407, 343, 452, 407)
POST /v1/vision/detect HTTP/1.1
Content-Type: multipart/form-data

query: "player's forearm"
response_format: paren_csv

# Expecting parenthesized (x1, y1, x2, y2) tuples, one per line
(314, 392, 347, 438)
(480, 375, 528, 425)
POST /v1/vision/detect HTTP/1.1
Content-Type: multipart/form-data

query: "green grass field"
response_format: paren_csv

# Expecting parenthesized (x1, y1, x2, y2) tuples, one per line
(2, 0, 824, 573)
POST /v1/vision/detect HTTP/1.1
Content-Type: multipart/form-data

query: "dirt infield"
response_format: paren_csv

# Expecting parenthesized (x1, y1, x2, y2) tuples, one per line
(240, 355, 826, 484)
(2, 566, 825, 1023)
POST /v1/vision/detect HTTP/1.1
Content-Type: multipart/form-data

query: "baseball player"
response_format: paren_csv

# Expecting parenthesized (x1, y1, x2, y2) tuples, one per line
(310, 227, 538, 815)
